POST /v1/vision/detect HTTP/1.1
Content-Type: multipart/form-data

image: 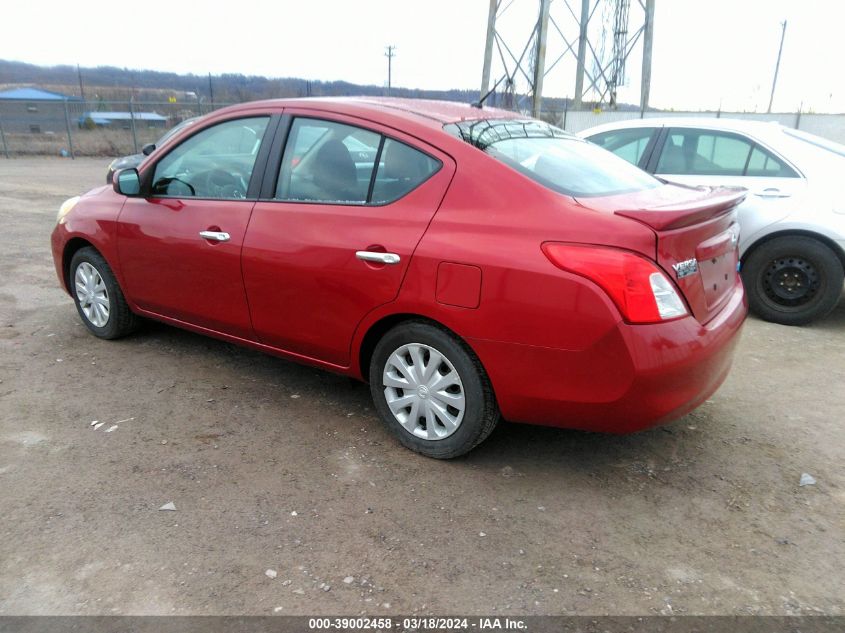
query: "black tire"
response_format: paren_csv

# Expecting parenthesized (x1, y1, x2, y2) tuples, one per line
(369, 321, 500, 459)
(742, 236, 844, 326)
(69, 247, 140, 339)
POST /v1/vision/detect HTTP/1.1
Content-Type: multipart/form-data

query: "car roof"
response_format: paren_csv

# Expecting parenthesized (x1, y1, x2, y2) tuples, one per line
(579, 116, 789, 139)
(214, 97, 523, 129)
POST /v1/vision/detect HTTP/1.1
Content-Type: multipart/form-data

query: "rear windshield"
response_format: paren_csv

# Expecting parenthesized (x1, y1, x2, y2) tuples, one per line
(445, 119, 659, 197)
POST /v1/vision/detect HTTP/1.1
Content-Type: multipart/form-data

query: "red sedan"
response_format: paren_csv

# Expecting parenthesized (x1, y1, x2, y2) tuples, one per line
(51, 98, 747, 458)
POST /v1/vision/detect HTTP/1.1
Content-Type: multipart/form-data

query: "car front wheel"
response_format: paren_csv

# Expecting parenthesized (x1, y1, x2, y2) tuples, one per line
(369, 322, 499, 459)
(69, 247, 140, 339)
(742, 236, 844, 325)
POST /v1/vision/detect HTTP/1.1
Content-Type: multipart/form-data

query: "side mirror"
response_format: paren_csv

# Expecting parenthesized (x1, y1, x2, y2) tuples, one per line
(142, 143, 156, 156)
(113, 168, 141, 196)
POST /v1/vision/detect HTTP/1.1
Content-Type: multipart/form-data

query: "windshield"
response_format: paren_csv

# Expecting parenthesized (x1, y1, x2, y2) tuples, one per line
(446, 119, 659, 197)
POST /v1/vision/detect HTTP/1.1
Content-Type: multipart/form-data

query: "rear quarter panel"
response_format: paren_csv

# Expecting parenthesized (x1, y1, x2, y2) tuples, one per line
(352, 146, 658, 360)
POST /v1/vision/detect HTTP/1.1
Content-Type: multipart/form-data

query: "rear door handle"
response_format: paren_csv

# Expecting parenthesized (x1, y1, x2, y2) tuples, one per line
(753, 188, 790, 198)
(356, 251, 401, 265)
(199, 230, 230, 242)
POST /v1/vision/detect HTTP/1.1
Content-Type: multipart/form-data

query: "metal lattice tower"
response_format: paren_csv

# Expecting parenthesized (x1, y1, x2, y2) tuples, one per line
(480, 0, 655, 116)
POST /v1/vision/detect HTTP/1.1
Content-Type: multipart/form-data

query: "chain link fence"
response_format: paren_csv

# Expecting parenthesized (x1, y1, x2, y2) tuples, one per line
(0, 100, 234, 159)
(2, 98, 844, 160)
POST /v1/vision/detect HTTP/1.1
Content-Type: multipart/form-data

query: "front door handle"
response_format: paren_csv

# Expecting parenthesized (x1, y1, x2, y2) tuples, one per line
(356, 251, 401, 265)
(199, 230, 230, 242)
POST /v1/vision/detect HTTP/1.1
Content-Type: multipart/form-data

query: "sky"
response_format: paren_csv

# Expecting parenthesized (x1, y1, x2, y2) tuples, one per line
(0, 0, 841, 113)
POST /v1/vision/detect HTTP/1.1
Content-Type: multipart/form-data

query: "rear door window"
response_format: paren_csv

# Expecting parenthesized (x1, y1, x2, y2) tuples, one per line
(657, 128, 799, 178)
(276, 117, 440, 205)
(657, 130, 753, 175)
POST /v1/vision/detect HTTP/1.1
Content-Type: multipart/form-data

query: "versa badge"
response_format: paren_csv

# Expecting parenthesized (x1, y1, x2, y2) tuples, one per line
(673, 258, 699, 279)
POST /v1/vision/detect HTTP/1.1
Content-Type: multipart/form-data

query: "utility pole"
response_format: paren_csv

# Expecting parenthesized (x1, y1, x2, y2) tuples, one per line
(640, 0, 654, 112)
(385, 45, 396, 95)
(532, 0, 551, 118)
(480, 0, 498, 97)
(573, 0, 589, 109)
(767, 20, 787, 113)
(208, 73, 214, 107)
(77, 64, 85, 101)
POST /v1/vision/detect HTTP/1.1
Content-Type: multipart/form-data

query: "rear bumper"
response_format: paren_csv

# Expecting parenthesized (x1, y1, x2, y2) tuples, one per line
(469, 283, 747, 433)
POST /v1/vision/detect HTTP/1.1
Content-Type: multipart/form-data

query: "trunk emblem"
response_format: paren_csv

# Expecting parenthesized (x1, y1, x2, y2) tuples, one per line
(673, 259, 699, 279)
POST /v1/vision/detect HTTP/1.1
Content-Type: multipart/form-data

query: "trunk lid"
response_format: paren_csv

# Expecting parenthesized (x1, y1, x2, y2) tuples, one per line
(575, 184, 746, 324)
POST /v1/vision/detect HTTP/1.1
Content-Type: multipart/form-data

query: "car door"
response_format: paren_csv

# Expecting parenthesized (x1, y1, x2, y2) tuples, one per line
(649, 127, 806, 250)
(117, 114, 276, 339)
(242, 113, 455, 367)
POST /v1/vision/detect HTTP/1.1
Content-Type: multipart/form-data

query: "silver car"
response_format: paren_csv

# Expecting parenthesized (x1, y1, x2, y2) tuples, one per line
(580, 118, 845, 325)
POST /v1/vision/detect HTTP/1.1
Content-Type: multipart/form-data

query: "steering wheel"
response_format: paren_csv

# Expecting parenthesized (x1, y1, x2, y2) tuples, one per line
(203, 169, 248, 199)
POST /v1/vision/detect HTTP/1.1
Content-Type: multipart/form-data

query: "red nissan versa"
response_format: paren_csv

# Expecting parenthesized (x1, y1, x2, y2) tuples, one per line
(51, 98, 747, 458)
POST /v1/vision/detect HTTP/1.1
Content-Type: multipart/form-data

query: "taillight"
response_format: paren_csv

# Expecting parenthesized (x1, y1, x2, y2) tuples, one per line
(541, 243, 688, 324)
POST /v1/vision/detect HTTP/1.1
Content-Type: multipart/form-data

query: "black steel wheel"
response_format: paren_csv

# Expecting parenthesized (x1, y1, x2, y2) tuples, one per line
(742, 236, 843, 325)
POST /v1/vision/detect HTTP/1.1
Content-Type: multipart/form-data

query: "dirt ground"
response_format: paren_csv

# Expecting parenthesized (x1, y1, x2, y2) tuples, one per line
(0, 157, 843, 616)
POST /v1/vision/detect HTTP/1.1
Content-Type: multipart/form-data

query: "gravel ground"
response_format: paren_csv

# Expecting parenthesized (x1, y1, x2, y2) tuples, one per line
(0, 157, 843, 616)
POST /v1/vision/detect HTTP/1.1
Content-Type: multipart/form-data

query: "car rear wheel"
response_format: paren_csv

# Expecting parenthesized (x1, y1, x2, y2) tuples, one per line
(69, 247, 140, 339)
(742, 236, 843, 325)
(369, 321, 499, 459)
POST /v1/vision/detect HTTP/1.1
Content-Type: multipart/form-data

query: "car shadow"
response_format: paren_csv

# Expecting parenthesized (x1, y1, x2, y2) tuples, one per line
(123, 319, 721, 485)
(745, 286, 845, 331)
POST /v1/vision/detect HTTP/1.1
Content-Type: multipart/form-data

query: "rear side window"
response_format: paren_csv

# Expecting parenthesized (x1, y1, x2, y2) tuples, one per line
(745, 146, 798, 177)
(371, 139, 440, 204)
(587, 127, 655, 167)
(276, 117, 441, 205)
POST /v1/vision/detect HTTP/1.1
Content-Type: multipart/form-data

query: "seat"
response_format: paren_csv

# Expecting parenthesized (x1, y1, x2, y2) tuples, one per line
(658, 143, 687, 173)
(311, 139, 357, 201)
(372, 141, 432, 203)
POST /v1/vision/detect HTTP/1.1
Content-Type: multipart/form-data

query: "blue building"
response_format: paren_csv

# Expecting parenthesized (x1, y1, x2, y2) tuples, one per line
(0, 87, 81, 134)
(79, 111, 167, 129)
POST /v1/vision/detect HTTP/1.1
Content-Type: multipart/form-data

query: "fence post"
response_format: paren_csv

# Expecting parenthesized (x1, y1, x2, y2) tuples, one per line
(63, 99, 75, 159)
(795, 102, 802, 130)
(0, 112, 9, 158)
(129, 99, 139, 154)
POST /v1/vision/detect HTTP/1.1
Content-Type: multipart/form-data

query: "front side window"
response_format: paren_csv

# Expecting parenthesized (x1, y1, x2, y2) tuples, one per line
(447, 119, 658, 197)
(152, 116, 269, 199)
(276, 118, 440, 205)
(587, 127, 656, 167)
